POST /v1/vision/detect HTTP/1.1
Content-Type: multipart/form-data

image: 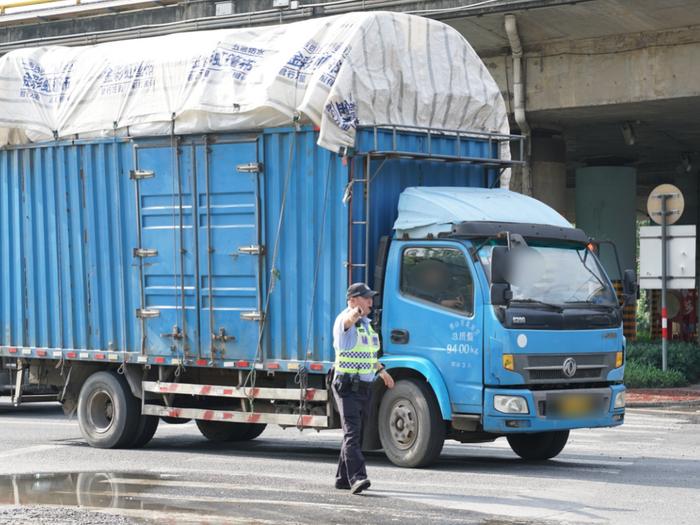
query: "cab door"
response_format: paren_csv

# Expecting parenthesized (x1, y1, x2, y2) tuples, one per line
(382, 241, 484, 414)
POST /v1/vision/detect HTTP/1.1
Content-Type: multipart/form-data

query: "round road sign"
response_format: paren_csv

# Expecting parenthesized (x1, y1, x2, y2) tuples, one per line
(647, 183, 684, 225)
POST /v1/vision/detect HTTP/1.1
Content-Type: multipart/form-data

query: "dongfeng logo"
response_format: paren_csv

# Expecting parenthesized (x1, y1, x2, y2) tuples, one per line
(562, 357, 578, 378)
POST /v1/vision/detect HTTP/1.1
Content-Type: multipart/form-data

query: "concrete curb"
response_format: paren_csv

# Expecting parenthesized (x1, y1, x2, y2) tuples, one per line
(627, 400, 700, 409)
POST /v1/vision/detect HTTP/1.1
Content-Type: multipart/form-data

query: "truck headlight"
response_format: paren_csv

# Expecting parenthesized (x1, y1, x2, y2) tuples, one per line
(614, 391, 625, 409)
(494, 395, 529, 414)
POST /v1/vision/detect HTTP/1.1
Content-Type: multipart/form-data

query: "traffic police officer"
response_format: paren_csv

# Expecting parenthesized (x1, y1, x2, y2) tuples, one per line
(332, 282, 394, 494)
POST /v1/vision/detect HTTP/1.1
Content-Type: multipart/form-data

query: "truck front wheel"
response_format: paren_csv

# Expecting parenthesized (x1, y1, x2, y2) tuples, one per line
(378, 378, 445, 468)
(507, 430, 569, 460)
(77, 371, 140, 449)
(196, 420, 267, 442)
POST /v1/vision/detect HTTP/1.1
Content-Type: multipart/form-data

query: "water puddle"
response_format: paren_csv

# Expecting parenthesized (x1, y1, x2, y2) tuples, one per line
(0, 472, 274, 524)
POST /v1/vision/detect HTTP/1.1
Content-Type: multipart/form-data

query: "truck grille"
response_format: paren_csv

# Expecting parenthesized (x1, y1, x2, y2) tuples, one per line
(528, 368, 602, 380)
(515, 353, 615, 383)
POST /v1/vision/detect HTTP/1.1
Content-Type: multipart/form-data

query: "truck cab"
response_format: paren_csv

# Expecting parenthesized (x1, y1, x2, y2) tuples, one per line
(372, 187, 632, 467)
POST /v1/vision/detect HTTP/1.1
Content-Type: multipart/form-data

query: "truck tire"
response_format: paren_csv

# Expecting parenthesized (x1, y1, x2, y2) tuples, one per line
(196, 420, 267, 442)
(129, 415, 160, 448)
(77, 371, 140, 449)
(507, 430, 570, 460)
(378, 379, 445, 468)
(160, 416, 192, 425)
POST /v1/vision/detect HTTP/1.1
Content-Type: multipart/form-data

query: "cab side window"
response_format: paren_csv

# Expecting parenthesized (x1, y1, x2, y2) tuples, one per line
(401, 247, 474, 315)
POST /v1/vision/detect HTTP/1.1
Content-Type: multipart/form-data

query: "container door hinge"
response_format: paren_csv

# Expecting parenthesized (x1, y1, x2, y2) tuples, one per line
(236, 162, 263, 174)
(133, 248, 158, 258)
(136, 308, 160, 319)
(130, 169, 155, 180)
(238, 245, 265, 256)
(240, 311, 264, 322)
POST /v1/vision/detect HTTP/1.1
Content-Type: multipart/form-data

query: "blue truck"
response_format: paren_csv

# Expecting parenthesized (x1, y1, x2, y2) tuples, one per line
(0, 125, 634, 467)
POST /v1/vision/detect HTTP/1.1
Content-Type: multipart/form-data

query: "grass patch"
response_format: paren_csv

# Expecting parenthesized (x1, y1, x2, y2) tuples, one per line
(624, 360, 688, 389)
(626, 341, 700, 384)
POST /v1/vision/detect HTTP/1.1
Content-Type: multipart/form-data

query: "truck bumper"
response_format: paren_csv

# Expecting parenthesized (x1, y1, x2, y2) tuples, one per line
(482, 384, 626, 433)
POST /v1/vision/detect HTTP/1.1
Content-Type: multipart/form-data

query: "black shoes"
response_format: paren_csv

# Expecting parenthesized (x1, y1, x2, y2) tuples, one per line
(350, 478, 371, 494)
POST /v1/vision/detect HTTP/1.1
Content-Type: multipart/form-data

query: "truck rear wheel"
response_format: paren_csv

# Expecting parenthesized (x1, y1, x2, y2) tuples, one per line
(378, 378, 445, 468)
(160, 416, 191, 425)
(77, 371, 140, 449)
(196, 420, 267, 442)
(507, 430, 569, 460)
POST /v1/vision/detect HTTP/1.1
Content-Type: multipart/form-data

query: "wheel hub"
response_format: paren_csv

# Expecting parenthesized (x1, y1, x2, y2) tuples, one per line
(389, 400, 418, 449)
(87, 389, 115, 434)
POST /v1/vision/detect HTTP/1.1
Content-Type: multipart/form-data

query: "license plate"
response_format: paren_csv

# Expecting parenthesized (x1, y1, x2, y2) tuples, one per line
(555, 395, 594, 417)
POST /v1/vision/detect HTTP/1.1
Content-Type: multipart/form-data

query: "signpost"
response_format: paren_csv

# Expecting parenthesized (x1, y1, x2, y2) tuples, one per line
(645, 184, 685, 371)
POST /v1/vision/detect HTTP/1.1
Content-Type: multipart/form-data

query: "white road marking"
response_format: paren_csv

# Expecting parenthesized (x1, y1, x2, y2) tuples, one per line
(0, 419, 75, 427)
(0, 444, 63, 459)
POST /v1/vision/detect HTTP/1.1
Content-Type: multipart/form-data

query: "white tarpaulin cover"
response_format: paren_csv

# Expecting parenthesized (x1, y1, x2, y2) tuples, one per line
(394, 187, 570, 236)
(0, 11, 510, 180)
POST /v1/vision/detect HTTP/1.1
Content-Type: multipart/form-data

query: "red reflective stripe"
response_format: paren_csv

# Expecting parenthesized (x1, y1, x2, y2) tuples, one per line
(202, 410, 215, 421)
(66, 351, 77, 358)
(196, 359, 208, 366)
(267, 362, 280, 370)
(246, 413, 262, 423)
(154, 357, 165, 364)
(300, 415, 313, 426)
(223, 389, 234, 396)
(167, 408, 181, 418)
(200, 385, 212, 396)
(310, 363, 323, 371)
(95, 353, 105, 360)
(236, 360, 249, 367)
(662, 307, 668, 339)
(305, 388, 318, 401)
(36, 349, 47, 357)
(8, 347, 17, 354)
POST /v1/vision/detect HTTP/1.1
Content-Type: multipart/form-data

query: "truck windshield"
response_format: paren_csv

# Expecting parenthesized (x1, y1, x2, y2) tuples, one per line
(477, 243, 618, 308)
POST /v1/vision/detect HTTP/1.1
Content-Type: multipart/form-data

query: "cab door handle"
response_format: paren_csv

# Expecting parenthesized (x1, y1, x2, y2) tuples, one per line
(391, 329, 409, 344)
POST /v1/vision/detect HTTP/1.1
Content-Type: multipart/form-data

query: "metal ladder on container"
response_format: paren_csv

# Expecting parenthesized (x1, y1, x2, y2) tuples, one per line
(345, 155, 373, 285)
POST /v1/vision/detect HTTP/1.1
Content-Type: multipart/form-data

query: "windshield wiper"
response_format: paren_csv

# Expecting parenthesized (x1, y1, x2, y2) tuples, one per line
(563, 300, 617, 309)
(510, 299, 563, 312)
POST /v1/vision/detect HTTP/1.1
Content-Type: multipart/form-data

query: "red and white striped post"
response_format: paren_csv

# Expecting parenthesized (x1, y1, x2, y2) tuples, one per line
(660, 194, 669, 371)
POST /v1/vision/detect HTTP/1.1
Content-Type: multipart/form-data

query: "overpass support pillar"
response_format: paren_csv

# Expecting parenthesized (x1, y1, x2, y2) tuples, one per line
(531, 133, 568, 219)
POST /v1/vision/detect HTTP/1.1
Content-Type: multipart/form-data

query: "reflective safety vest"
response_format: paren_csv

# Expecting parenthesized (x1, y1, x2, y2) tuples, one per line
(334, 322, 380, 375)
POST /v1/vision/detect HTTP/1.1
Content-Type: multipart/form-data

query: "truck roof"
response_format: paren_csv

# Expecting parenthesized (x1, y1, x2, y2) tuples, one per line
(394, 187, 572, 238)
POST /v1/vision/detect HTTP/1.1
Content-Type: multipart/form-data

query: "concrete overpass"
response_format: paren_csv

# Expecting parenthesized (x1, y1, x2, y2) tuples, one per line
(1, 0, 699, 339)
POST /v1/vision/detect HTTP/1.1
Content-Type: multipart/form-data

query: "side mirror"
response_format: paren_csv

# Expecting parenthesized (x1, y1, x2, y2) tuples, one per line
(491, 246, 510, 284)
(622, 269, 637, 305)
(490, 246, 512, 306)
(490, 283, 513, 306)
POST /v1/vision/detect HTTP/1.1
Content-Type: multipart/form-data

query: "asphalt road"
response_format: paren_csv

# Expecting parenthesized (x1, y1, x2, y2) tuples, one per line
(0, 402, 698, 525)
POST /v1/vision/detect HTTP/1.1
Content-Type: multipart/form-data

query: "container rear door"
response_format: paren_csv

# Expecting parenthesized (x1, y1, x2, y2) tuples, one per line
(133, 142, 198, 357)
(196, 138, 263, 362)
